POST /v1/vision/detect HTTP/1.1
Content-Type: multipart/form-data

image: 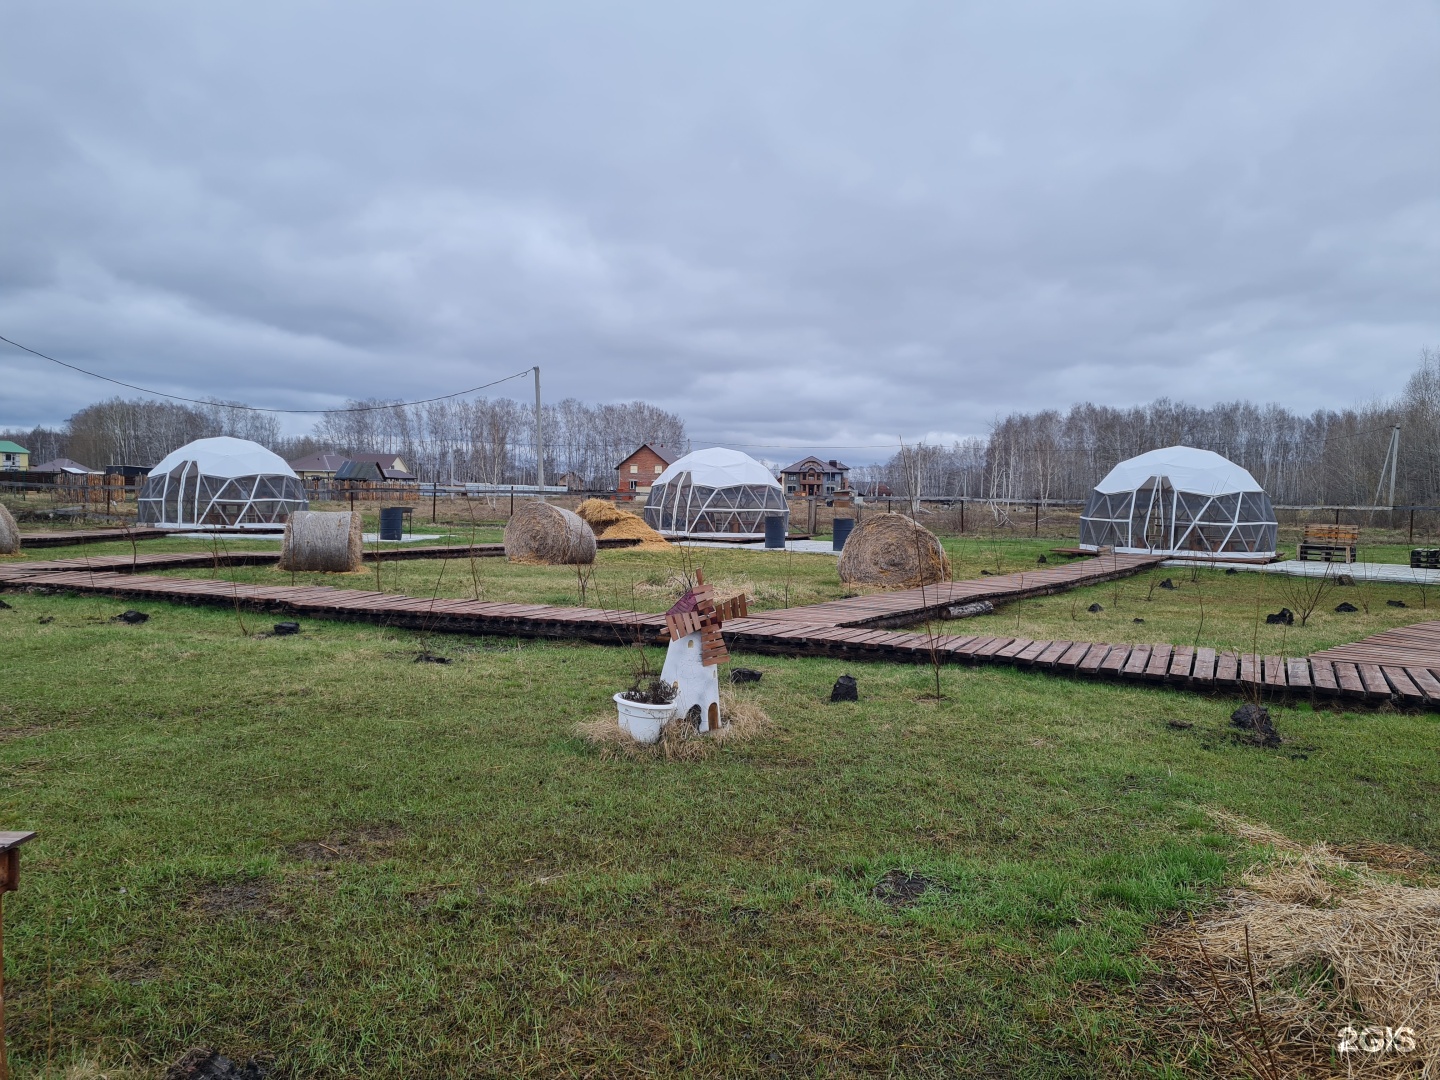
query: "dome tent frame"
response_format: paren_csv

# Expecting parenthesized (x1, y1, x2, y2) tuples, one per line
(138, 437, 308, 529)
(643, 448, 788, 539)
(1078, 446, 1277, 560)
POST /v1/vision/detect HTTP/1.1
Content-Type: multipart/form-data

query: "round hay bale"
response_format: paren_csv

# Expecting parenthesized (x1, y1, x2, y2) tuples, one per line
(504, 501, 597, 565)
(837, 513, 950, 589)
(0, 502, 19, 556)
(277, 510, 363, 572)
(575, 498, 671, 550)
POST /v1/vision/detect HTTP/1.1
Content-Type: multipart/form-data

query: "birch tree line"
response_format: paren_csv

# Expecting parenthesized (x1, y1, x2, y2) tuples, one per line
(864, 350, 1440, 507)
(4, 395, 688, 489)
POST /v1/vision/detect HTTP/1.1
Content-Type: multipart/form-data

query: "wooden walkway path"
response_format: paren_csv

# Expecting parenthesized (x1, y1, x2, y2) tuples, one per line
(9, 539, 638, 574)
(6, 549, 1439, 707)
(17, 527, 179, 548)
(758, 553, 1163, 628)
(0, 564, 666, 645)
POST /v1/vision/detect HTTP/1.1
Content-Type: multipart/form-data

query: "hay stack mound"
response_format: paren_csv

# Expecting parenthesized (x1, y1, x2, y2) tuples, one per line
(0, 502, 19, 556)
(575, 498, 671, 550)
(505, 501, 597, 565)
(837, 513, 950, 589)
(277, 510, 363, 572)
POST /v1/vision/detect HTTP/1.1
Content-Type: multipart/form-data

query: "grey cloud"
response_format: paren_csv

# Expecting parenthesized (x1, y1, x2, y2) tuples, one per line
(2, 1, 1438, 457)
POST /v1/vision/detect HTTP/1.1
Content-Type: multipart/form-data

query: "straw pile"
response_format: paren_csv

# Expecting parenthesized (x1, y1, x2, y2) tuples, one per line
(577, 687, 771, 762)
(837, 513, 950, 588)
(277, 510, 363, 572)
(1144, 810, 1440, 1078)
(504, 501, 597, 565)
(0, 503, 19, 556)
(575, 498, 671, 549)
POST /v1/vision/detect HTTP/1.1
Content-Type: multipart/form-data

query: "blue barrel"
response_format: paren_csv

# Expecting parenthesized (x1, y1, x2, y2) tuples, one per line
(833, 517, 855, 551)
(763, 514, 787, 549)
(379, 506, 405, 541)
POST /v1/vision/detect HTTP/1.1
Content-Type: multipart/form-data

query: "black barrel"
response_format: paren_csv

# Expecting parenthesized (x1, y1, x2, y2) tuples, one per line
(763, 514, 787, 549)
(833, 517, 855, 551)
(379, 506, 406, 541)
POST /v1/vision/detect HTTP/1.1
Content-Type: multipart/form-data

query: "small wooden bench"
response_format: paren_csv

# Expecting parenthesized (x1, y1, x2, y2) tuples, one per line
(1299, 524, 1358, 563)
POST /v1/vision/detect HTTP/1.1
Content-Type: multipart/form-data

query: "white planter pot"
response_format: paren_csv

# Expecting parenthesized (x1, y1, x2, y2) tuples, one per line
(613, 692, 675, 745)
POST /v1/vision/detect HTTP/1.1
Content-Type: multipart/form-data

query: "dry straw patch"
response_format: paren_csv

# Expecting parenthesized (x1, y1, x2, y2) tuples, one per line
(1144, 809, 1440, 1078)
(577, 688, 771, 761)
(575, 498, 672, 549)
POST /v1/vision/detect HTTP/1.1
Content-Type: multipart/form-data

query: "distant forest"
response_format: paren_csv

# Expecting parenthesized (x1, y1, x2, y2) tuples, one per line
(3, 397, 689, 491)
(6, 350, 1438, 503)
(855, 350, 1440, 507)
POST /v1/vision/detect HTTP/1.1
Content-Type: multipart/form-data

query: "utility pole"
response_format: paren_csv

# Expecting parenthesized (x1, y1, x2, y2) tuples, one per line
(533, 365, 544, 500)
(1373, 424, 1401, 508)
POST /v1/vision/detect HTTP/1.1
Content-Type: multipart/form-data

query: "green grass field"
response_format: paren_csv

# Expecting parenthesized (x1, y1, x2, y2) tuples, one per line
(2, 536, 1438, 1077)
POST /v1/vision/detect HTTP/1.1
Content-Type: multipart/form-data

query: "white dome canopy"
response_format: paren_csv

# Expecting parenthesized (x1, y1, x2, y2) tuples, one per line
(138, 436, 307, 528)
(644, 447, 787, 538)
(1080, 445, 1276, 559)
(653, 447, 782, 490)
(149, 436, 298, 480)
(1094, 446, 1263, 496)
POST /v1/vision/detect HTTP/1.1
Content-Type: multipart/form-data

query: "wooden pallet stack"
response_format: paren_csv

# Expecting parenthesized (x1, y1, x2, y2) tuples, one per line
(1298, 524, 1359, 563)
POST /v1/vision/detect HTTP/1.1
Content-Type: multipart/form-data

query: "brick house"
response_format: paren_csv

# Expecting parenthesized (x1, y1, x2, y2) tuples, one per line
(615, 443, 676, 501)
(779, 456, 849, 497)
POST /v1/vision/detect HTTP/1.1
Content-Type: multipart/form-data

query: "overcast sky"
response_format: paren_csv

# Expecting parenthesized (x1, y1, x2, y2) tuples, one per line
(2, 2, 1437, 457)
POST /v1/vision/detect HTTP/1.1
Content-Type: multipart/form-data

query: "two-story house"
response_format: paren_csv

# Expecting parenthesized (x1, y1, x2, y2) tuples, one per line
(779, 456, 849, 497)
(0, 442, 29, 471)
(615, 443, 676, 500)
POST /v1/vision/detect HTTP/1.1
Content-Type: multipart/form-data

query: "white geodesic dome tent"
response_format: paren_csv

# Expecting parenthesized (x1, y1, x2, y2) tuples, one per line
(1079, 446, 1277, 559)
(137, 437, 308, 528)
(643, 447, 788, 538)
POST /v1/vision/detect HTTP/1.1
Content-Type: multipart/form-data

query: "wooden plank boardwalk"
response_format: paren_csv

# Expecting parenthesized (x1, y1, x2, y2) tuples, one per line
(0, 564, 667, 645)
(5, 550, 1439, 708)
(757, 552, 1165, 628)
(9, 538, 639, 575)
(17, 527, 180, 548)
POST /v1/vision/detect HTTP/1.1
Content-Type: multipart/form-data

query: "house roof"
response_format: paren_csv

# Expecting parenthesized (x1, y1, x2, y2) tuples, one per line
(287, 452, 349, 473)
(0, 441, 28, 455)
(334, 454, 417, 481)
(614, 443, 678, 471)
(779, 455, 850, 474)
(30, 457, 98, 474)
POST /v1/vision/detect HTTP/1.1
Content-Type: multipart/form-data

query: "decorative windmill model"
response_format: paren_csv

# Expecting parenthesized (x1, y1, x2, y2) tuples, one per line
(660, 569, 748, 733)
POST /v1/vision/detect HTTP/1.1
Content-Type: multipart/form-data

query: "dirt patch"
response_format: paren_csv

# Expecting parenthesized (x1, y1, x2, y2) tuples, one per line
(164, 1047, 268, 1080)
(188, 880, 288, 921)
(0, 724, 51, 742)
(289, 825, 406, 863)
(871, 870, 945, 909)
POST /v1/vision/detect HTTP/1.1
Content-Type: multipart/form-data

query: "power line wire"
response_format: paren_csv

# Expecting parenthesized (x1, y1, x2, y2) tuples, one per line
(0, 334, 533, 414)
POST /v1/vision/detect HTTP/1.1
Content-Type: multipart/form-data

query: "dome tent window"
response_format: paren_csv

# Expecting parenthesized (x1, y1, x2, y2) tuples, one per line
(1078, 446, 1277, 560)
(643, 448, 788, 539)
(137, 437, 308, 528)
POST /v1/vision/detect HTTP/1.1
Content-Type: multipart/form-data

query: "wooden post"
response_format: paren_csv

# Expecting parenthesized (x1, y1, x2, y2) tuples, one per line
(807, 497, 817, 535)
(959, 499, 964, 534)
(1410, 509, 1415, 543)
(0, 832, 36, 1080)
(510, 487, 514, 516)
(1334, 507, 1340, 526)
(432, 478, 438, 525)
(1034, 503, 1040, 536)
